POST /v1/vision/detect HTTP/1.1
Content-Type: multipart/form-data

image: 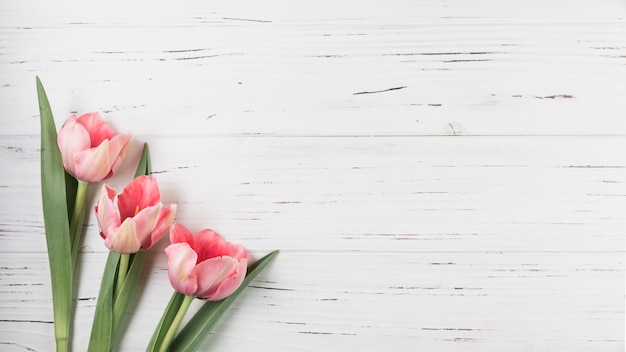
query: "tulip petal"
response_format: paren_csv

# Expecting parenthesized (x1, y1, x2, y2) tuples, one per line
(170, 223, 195, 247)
(144, 204, 177, 250)
(208, 258, 248, 301)
(73, 139, 111, 182)
(95, 184, 121, 239)
(105, 218, 141, 254)
(76, 112, 115, 147)
(192, 256, 242, 301)
(165, 243, 199, 296)
(118, 176, 160, 221)
(192, 229, 222, 261)
(57, 116, 90, 176)
(131, 204, 162, 248)
(107, 132, 131, 177)
(194, 229, 247, 263)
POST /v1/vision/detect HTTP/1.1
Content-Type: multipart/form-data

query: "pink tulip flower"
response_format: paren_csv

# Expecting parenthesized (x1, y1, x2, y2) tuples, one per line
(165, 223, 248, 301)
(57, 112, 131, 182)
(95, 175, 177, 254)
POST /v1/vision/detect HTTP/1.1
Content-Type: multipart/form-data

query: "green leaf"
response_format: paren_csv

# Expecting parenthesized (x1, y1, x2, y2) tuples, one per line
(88, 251, 120, 352)
(112, 251, 147, 337)
(170, 250, 280, 352)
(134, 143, 151, 178)
(37, 76, 73, 352)
(70, 181, 88, 268)
(145, 292, 187, 352)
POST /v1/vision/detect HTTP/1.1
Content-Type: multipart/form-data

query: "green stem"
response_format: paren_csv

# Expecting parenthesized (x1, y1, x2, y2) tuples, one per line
(115, 253, 130, 299)
(56, 336, 68, 352)
(158, 295, 194, 352)
(70, 180, 88, 264)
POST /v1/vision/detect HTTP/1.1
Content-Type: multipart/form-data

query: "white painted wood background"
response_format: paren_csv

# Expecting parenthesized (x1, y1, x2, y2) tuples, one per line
(1, 0, 625, 351)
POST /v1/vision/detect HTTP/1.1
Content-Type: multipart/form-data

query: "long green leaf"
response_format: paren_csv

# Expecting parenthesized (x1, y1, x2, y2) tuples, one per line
(145, 292, 187, 352)
(88, 251, 120, 352)
(170, 250, 279, 352)
(70, 181, 88, 268)
(112, 251, 147, 337)
(38, 76, 73, 352)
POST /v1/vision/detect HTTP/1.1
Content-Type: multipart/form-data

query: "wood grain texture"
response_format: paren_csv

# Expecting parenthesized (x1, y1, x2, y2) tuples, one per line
(1, 135, 624, 254)
(0, 0, 624, 351)
(1, 251, 623, 351)
(1, 0, 625, 136)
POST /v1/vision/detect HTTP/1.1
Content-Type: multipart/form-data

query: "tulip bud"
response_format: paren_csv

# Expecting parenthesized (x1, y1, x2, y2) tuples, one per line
(95, 175, 177, 254)
(57, 112, 131, 182)
(165, 223, 248, 301)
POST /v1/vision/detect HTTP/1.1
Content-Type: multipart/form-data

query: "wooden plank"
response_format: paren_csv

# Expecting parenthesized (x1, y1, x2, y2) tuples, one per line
(1, 135, 623, 253)
(0, 251, 622, 351)
(1, 1, 625, 136)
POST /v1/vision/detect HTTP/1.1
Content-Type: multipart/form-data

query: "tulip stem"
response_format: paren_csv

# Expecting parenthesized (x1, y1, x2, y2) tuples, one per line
(115, 253, 130, 299)
(158, 295, 194, 352)
(69, 180, 88, 264)
(56, 336, 68, 352)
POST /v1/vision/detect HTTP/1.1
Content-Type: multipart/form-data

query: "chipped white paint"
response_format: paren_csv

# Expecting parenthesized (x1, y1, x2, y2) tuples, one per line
(0, 0, 624, 351)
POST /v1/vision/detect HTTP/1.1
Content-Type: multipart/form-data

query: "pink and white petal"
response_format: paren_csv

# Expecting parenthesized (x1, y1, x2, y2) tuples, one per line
(95, 184, 121, 239)
(130, 204, 161, 248)
(194, 229, 247, 262)
(193, 229, 227, 262)
(165, 243, 199, 296)
(207, 260, 247, 301)
(76, 112, 115, 147)
(118, 176, 160, 220)
(192, 256, 239, 300)
(144, 204, 177, 250)
(169, 223, 195, 247)
(57, 117, 90, 175)
(73, 140, 111, 182)
(107, 132, 132, 175)
(228, 243, 248, 261)
(104, 218, 141, 254)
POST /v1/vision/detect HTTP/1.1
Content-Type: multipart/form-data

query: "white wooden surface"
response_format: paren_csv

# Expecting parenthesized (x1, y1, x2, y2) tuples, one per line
(1, 1, 625, 351)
